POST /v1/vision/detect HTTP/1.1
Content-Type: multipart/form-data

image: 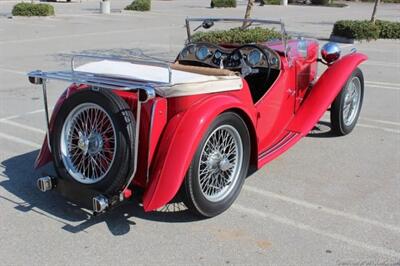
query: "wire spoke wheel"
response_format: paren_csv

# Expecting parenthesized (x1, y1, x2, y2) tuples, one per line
(198, 125, 243, 202)
(181, 112, 250, 217)
(343, 76, 361, 126)
(330, 68, 364, 136)
(60, 103, 117, 184)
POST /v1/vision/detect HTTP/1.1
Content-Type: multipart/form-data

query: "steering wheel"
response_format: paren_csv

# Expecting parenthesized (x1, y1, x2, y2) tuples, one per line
(232, 44, 271, 81)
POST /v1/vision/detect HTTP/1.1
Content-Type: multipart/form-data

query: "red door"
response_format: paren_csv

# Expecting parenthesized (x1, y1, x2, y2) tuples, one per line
(255, 65, 296, 154)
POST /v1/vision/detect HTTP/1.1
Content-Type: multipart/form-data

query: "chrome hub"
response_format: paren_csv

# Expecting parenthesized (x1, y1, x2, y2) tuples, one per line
(219, 157, 231, 172)
(207, 151, 222, 169)
(87, 132, 103, 155)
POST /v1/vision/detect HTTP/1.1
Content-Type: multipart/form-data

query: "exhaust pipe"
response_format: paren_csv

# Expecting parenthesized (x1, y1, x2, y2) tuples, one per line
(92, 195, 109, 213)
(37, 176, 53, 192)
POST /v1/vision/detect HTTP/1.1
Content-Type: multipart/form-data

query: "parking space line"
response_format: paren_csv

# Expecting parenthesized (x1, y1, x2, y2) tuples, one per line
(233, 204, 400, 258)
(366, 81, 400, 87)
(357, 123, 400, 134)
(0, 114, 20, 121)
(364, 61, 400, 68)
(0, 132, 40, 149)
(0, 119, 45, 134)
(0, 109, 45, 121)
(4, 21, 57, 28)
(26, 109, 46, 115)
(0, 67, 25, 75)
(0, 25, 179, 45)
(243, 185, 400, 234)
(360, 117, 400, 127)
(366, 84, 399, 91)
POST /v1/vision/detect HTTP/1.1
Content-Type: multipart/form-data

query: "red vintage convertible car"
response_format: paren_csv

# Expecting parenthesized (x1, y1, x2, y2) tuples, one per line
(28, 18, 367, 217)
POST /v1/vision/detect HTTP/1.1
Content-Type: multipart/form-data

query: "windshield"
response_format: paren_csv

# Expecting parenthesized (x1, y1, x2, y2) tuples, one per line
(185, 18, 288, 47)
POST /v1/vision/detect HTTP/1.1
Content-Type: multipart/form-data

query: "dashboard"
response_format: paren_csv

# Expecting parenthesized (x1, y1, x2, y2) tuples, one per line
(177, 43, 281, 71)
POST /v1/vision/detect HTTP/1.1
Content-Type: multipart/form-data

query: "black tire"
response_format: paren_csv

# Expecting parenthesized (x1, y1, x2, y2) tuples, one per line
(330, 68, 364, 136)
(51, 88, 135, 195)
(181, 112, 251, 217)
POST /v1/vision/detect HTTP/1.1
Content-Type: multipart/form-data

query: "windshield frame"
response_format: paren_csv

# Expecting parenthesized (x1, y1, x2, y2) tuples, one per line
(185, 17, 289, 57)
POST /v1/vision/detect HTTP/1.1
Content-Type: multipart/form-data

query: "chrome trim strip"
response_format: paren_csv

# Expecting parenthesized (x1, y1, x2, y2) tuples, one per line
(258, 131, 298, 159)
(146, 100, 157, 184)
(185, 17, 192, 43)
(41, 80, 51, 151)
(119, 86, 155, 197)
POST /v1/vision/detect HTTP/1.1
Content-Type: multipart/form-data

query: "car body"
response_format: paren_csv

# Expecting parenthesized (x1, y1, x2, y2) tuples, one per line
(29, 18, 367, 217)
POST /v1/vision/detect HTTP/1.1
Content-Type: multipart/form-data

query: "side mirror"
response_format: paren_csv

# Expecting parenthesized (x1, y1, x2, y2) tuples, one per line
(202, 20, 214, 29)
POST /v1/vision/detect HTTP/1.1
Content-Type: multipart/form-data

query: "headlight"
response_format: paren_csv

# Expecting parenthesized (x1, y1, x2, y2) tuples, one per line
(321, 42, 341, 64)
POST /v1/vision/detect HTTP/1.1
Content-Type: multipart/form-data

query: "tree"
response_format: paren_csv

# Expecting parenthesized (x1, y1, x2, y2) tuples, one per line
(242, 0, 255, 28)
(370, 0, 380, 23)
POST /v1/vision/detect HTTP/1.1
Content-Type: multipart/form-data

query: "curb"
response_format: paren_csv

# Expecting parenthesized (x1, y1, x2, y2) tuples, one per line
(329, 35, 355, 44)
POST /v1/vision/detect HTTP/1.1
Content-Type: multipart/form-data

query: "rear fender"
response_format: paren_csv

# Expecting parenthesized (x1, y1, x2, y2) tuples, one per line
(143, 94, 257, 211)
(288, 52, 367, 135)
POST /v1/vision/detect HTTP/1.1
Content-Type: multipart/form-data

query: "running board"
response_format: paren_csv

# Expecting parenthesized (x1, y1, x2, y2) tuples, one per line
(257, 131, 301, 167)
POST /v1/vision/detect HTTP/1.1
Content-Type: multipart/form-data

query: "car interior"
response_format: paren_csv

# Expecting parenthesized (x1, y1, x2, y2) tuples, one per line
(174, 42, 281, 103)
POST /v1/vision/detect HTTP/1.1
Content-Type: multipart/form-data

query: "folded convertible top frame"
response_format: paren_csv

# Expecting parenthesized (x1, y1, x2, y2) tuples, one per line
(27, 53, 167, 208)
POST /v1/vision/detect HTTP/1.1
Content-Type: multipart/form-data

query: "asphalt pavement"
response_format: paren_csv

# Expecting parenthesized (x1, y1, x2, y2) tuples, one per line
(0, 1, 399, 265)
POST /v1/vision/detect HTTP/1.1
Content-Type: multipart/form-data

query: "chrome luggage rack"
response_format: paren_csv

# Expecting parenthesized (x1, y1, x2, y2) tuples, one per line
(28, 53, 172, 214)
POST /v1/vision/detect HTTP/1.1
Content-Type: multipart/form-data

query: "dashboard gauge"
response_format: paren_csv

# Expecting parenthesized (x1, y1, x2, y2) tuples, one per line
(214, 51, 222, 59)
(196, 46, 210, 61)
(270, 56, 278, 65)
(248, 49, 262, 66)
(232, 52, 240, 61)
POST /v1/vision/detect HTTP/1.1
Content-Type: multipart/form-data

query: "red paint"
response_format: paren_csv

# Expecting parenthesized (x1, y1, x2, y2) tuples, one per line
(143, 89, 257, 211)
(254, 57, 295, 153)
(33, 39, 367, 212)
(288, 53, 368, 136)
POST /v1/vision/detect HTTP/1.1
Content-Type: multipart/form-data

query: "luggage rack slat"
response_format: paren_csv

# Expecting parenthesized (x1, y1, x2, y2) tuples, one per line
(27, 70, 171, 93)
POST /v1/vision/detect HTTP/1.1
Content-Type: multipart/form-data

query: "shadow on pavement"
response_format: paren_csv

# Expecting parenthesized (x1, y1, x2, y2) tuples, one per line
(0, 150, 198, 236)
(307, 120, 338, 138)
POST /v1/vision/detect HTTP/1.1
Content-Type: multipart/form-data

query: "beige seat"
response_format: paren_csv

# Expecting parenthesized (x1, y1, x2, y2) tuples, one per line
(171, 62, 236, 76)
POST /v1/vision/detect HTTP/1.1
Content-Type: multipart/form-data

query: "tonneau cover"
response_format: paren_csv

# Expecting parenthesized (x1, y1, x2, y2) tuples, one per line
(76, 60, 243, 97)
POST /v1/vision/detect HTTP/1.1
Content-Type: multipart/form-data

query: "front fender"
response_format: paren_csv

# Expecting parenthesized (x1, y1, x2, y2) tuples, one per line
(288, 52, 367, 135)
(143, 94, 257, 211)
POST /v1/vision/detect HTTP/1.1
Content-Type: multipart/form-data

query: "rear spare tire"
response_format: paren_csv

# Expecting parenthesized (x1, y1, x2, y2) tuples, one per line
(51, 88, 135, 195)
